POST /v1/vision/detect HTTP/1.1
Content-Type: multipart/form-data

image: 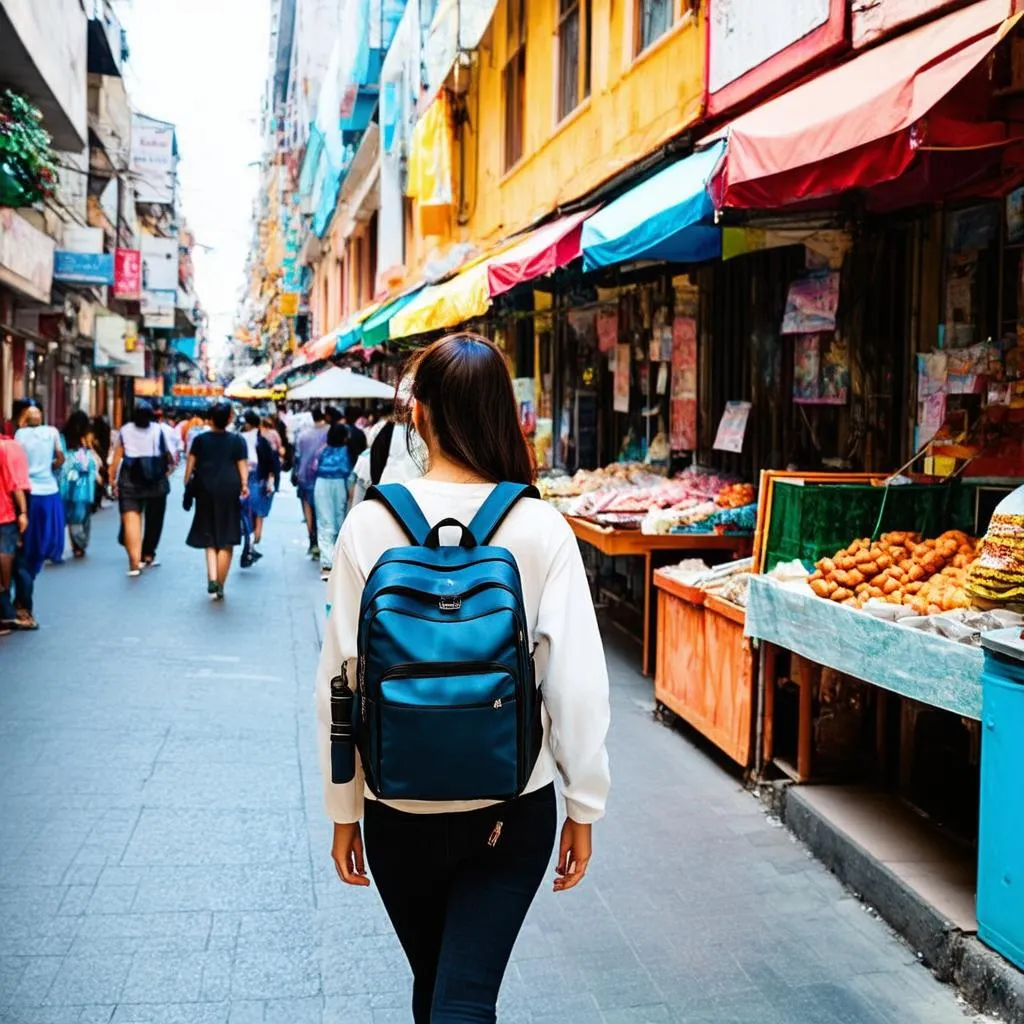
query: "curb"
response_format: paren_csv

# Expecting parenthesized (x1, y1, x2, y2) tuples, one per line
(759, 782, 1024, 1023)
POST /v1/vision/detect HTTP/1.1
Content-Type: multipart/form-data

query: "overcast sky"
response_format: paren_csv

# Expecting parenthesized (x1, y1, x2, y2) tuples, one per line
(115, 0, 271, 356)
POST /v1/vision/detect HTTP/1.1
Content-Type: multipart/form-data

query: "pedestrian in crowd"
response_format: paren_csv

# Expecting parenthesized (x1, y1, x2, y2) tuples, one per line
(294, 405, 328, 559)
(183, 402, 249, 601)
(271, 404, 294, 472)
(0, 427, 30, 634)
(185, 407, 211, 456)
(313, 423, 352, 581)
(316, 333, 611, 1024)
(239, 410, 279, 568)
(349, 384, 422, 507)
(154, 406, 183, 467)
(260, 416, 285, 474)
(91, 414, 112, 504)
(60, 412, 102, 558)
(15, 405, 66, 574)
(109, 401, 172, 577)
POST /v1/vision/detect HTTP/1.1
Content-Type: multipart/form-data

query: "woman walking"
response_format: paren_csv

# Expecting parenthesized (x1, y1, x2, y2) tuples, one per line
(315, 333, 611, 1023)
(312, 424, 351, 581)
(109, 401, 171, 576)
(183, 402, 248, 600)
(239, 410, 279, 567)
(15, 405, 65, 573)
(60, 413, 101, 557)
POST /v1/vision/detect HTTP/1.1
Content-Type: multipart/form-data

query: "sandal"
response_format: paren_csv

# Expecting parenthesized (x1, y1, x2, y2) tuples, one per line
(13, 613, 38, 630)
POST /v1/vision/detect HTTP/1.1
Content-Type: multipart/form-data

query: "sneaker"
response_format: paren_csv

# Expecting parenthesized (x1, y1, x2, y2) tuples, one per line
(240, 552, 254, 568)
(127, 568, 142, 578)
(207, 580, 219, 596)
(310, 546, 320, 561)
(320, 568, 331, 582)
(215, 583, 225, 601)
(250, 550, 263, 562)
(144, 557, 161, 568)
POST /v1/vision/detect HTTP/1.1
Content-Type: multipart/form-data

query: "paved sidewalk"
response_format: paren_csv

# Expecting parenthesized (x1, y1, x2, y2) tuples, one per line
(0, 485, 991, 1023)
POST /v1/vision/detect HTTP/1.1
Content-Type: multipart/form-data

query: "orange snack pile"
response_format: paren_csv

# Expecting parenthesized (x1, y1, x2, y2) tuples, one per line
(807, 531, 979, 615)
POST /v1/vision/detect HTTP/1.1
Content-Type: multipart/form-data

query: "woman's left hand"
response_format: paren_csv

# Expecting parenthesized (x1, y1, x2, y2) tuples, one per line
(332, 822, 370, 887)
(554, 819, 592, 893)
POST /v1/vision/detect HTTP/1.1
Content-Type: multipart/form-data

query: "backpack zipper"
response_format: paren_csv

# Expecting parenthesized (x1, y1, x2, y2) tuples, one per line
(379, 660, 512, 681)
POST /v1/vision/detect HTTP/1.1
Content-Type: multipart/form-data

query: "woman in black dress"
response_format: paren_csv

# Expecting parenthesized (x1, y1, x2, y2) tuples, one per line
(183, 403, 248, 600)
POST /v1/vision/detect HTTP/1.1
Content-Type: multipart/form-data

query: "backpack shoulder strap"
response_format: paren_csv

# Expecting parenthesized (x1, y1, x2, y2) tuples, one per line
(367, 483, 431, 546)
(468, 482, 540, 546)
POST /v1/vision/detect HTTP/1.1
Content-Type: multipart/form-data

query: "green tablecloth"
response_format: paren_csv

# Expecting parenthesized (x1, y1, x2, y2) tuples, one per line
(744, 575, 983, 719)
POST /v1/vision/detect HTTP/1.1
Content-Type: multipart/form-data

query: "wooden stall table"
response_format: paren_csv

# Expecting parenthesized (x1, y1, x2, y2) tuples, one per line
(653, 571, 754, 767)
(565, 517, 750, 676)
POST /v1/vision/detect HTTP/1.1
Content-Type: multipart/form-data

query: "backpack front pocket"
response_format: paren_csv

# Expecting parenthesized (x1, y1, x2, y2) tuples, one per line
(372, 664, 518, 801)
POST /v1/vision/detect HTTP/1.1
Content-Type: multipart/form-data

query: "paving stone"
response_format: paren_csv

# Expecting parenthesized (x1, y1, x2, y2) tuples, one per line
(0, 488, 999, 1024)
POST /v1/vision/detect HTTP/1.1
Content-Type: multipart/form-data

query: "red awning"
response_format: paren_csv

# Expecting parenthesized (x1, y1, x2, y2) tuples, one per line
(486, 209, 594, 299)
(713, 0, 1021, 210)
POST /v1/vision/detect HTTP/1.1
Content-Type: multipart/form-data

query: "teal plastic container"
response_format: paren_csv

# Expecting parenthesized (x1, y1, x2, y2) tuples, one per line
(978, 628, 1024, 972)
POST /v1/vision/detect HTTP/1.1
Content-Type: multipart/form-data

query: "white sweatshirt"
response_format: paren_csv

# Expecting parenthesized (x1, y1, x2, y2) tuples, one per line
(315, 478, 611, 825)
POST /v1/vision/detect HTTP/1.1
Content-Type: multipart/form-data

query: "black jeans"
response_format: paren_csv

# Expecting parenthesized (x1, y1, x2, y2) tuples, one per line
(364, 784, 557, 1024)
(141, 495, 166, 561)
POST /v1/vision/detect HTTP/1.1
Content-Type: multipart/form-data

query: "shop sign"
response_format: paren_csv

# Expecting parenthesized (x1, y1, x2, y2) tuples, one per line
(851, 0, 962, 49)
(133, 378, 164, 397)
(114, 248, 142, 299)
(130, 115, 176, 205)
(141, 289, 176, 329)
(706, 0, 847, 116)
(53, 251, 115, 286)
(0, 209, 55, 304)
(141, 235, 178, 292)
(93, 313, 131, 369)
(63, 225, 104, 253)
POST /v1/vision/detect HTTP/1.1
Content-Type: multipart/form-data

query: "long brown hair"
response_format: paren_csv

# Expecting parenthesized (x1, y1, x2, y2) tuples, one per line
(408, 333, 535, 485)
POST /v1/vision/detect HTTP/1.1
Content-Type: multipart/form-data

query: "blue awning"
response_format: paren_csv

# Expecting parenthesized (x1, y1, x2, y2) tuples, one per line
(581, 140, 726, 271)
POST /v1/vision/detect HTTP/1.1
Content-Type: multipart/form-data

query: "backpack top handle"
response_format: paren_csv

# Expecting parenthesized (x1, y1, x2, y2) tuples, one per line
(367, 483, 431, 545)
(467, 482, 540, 546)
(424, 518, 477, 549)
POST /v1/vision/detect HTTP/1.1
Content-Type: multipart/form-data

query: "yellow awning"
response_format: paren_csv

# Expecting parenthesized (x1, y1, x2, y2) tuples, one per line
(389, 263, 490, 340)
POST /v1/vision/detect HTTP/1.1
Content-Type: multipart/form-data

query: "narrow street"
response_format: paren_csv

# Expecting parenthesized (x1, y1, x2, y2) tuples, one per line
(0, 486, 989, 1024)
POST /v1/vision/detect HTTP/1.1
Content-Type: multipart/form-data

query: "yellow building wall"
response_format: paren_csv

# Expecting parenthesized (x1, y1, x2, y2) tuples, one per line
(457, 0, 706, 248)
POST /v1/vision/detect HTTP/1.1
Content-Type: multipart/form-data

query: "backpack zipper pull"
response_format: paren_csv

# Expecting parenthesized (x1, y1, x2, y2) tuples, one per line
(493, 698, 502, 709)
(488, 821, 504, 848)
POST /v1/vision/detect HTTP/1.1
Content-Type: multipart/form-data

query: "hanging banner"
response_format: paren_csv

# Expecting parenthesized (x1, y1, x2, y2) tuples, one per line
(713, 401, 752, 453)
(131, 115, 176, 205)
(114, 248, 142, 299)
(671, 315, 698, 450)
(613, 344, 631, 413)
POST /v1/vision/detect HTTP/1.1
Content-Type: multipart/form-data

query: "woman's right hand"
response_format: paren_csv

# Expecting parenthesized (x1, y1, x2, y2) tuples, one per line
(331, 822, 370, 886)
(554, 818, 592, 893)
(240, 485, 250, 500)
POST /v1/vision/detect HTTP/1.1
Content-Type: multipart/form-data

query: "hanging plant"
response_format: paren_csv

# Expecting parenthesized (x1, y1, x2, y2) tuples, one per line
(0, 90, 59, 208)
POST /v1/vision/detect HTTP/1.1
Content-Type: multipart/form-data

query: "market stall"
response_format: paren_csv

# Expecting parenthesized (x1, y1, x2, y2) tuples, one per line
(541, 463, 755, 674)
(653, 560, 755, 767)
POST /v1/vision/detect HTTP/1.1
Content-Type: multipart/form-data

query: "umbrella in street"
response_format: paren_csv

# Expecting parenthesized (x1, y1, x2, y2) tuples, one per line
(286, 366, 395, 402)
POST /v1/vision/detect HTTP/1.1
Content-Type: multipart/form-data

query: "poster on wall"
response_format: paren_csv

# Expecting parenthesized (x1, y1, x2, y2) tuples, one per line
(613, 344, 630, 413)
(713, 401, 752, 453)
(670, 399, 697, 451)
(596, 308, 618, 353)
(671, 317, 697, 400)
(792, 333, 849, 404)
(781, 271, 840, 334)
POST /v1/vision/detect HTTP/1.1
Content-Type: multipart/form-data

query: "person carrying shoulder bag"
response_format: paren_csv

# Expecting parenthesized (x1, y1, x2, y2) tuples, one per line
(315, 334, 611, 1024)
(109, 401, 171, 576)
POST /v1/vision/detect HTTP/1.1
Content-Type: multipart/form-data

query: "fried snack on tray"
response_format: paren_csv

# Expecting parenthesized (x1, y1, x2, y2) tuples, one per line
(809, 531, 978, 613)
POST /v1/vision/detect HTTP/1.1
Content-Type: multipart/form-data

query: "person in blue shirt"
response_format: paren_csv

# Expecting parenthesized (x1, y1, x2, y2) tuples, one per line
(313, 424, 351, 581)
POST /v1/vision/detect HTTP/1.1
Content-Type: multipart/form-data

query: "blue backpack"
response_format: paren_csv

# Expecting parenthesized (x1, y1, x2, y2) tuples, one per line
(352, 482, 544, 802)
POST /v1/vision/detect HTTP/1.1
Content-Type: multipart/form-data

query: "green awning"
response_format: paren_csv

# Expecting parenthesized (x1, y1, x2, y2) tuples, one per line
(360, 287, 424, 348)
